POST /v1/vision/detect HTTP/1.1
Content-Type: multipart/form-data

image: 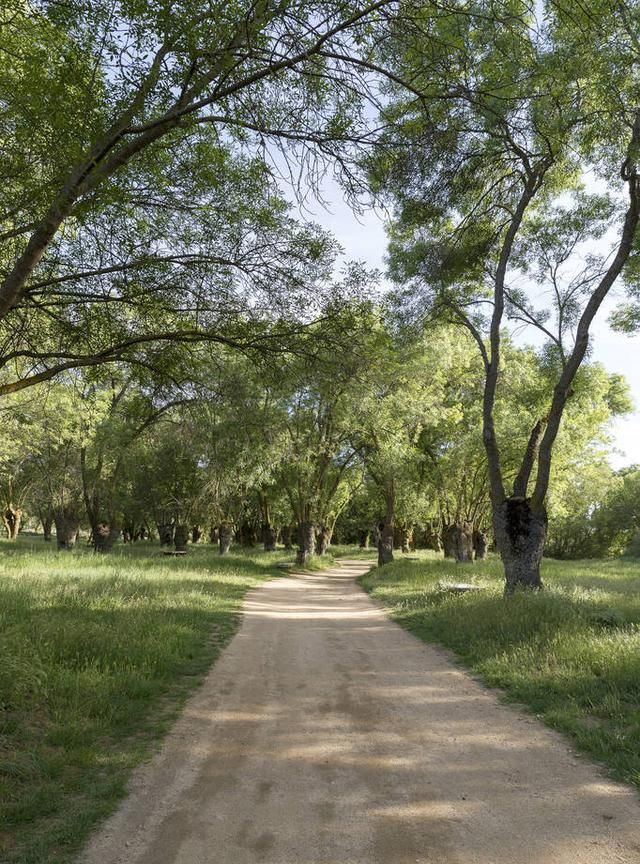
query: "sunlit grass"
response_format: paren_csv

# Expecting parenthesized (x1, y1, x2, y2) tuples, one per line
(360, 554, 640, 791)
(0, 538, 282, 864)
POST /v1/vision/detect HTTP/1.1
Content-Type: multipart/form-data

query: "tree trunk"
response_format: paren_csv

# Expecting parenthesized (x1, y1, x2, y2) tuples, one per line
(442, 524, 456, 559)
(316, 525, 332, 555)
(280, 525, 292, 549)
(54, 508, 80, 550)
(394, 524, 412, 554)
(296, 521, 316, 566)
(262, 524, 277, 552)
(41, 513, 53, 542)
(425, 524, 442, 553)
(443, 522, 474, 561)
(93, 522, 120, 553)
(191, 525, 202, 544)
(219, 523, 232, 555)
(473, 530, 489, 560)
(157, 523, 174, 546)
(2, 506, 22, 540)
(174, 524, 188, 552)
(378, 521, 394, 566)
(494, 498, 546, 592)
(239, 520, 257, 547)
(358, 529, 370, 548)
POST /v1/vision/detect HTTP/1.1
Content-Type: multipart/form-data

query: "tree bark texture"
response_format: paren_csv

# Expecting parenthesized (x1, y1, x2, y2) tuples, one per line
(494, 498, 546, 592)
(443, 522, 474, 561)
(54, 508, 80, 550)
(174, 524, 188, 552)
(93, 522, 121, 553)
(219, 523, 233, 555)
(2, 506, 22, 540)
(157, 523, 174, 546)
(280, 525, 292, 549)
(316, 525, 332, 555)
(473, 530, 489, 560)
(296, 521, 316, 566)
(262, 524, 277, 552)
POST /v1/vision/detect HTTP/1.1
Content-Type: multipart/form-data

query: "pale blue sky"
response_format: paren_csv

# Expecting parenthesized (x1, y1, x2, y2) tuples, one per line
(304, 178, 640, 469)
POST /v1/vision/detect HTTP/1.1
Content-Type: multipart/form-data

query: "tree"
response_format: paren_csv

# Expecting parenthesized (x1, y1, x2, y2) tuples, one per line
(0, 0, 396, 397)
(369, 0, 640, 590)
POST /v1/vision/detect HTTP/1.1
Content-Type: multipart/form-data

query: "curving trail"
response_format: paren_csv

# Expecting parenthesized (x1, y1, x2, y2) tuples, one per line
(81, 560, 640, 864)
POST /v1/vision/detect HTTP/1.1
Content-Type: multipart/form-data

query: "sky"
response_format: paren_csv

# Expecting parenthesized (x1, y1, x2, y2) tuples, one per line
(300, 177, 640, 470)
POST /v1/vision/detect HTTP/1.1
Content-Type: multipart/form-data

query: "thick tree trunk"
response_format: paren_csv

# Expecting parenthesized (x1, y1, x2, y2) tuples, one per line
(443, 522, 474, 561)
(473, 530, 489, 560)
(494, 498, 546, 592)
(2, 506, 22, 540)
(93, 522, 120, 553)
(262, 524, 277, 552)
(54, 508, 80, 550)
(358, 529, 370, 549)
(157, 523, 174, 546)
(239, 520, 257, 547)
(280, 525, 292, 549)
(442, 524, 456, 559)
(377, 522, 394, 566)
(394, 524, 412, 554)
(316, 525, 332, 555)
(41, 514, 53, 542)
(174, 524, 188, 552)
(296, 521, 316, 566)
(219, 523, 232, 555)
(425, 524, 442, 553)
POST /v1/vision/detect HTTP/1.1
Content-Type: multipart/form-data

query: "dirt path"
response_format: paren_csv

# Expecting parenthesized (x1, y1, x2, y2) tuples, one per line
(81, 560, 640, 864)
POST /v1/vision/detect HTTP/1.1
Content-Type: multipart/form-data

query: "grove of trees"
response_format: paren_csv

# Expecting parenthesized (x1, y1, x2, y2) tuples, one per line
(2, 0, 640, 590)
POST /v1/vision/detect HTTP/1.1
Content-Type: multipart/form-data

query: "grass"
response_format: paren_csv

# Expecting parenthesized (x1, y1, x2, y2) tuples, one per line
(360, 552, 640, 792)
(0, 538, 285, 864)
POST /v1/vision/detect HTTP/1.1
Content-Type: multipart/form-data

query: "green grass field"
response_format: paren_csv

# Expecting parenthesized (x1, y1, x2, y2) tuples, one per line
(0, 539, 290, 864)
(360, 552, 640, 792)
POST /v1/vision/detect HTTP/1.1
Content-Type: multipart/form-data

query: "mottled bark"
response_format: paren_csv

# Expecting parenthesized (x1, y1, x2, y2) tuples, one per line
(377, 522, 394, 566)
(296, 521, 316, 566)
(316, 525, 332, 555)
(262, 524, 277, 552)
(54, 507, 80, 550)
(494, 498, 546, 592)
(443, 522, 474, 562)
(93, 522, 121, 553)
(473, 530, 489, 560)
(239, 521, 257, 547)
(2, 506, 22, 540)
(280, 525, 293, 549)
(219, 523, 233, 555)
(174, 524, 188, 552)
(394, 524, 412, 554)
(157, 523, 174, 547)
(40, 510, 53, 542)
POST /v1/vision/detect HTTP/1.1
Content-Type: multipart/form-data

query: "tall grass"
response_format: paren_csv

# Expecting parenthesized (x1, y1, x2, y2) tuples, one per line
(0, 539, 281, 864)
(360, 553, 640, 792)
